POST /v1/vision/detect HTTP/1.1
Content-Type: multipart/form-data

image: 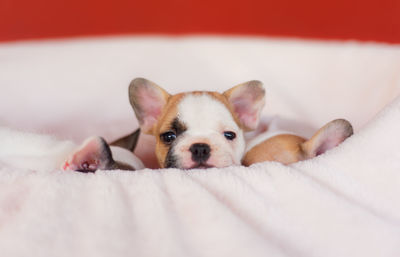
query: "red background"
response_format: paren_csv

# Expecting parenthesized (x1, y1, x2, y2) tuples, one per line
(0, 0, 399, 43)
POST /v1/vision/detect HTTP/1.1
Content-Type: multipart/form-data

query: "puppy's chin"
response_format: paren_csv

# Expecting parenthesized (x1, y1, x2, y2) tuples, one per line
(172, 157, 236, 170)
(188, 163, 215, 169)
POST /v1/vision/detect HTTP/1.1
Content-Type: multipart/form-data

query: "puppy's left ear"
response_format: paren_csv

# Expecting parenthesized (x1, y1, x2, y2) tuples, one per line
(301, 119, 353, 158)
(129, 78, 170, 134)
(223, 80, 265, 131)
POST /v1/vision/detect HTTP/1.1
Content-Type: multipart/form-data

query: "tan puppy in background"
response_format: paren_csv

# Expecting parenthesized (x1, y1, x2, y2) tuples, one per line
(243, 119, 353, 166)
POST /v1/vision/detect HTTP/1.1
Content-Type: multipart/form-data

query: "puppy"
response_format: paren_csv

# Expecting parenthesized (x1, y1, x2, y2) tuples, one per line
(0, 126, 144, 172)
(242, 119, 353, 166)
(128, 78, 265, 169)
(62, 129, 144, 172)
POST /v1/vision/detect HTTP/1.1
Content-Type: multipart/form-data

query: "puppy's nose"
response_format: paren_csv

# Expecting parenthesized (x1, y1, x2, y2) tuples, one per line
(190, 143, 211, 163)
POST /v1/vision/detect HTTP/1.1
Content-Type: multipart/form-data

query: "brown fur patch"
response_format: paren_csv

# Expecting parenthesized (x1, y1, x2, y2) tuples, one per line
(242, 134, 306, 166)
(152, 93, 185, 167)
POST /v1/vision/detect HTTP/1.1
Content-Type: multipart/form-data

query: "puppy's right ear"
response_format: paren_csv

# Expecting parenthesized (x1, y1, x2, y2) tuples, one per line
(223, 80, 265, 131)
(129, 78, 170, 134)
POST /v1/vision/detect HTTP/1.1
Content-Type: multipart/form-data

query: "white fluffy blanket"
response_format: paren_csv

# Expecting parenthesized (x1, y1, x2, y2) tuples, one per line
(1, 36, 400, 257)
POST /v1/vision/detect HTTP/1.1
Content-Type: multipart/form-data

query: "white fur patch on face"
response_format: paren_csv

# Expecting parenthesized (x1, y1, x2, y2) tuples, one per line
(172, 93, 245, 169)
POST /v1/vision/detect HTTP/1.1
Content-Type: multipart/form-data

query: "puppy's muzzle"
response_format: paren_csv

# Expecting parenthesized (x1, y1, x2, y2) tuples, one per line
(190, 143, 211, 163)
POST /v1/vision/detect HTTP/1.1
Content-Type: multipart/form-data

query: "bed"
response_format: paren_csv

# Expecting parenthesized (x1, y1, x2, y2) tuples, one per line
(1, 36, 400, 256)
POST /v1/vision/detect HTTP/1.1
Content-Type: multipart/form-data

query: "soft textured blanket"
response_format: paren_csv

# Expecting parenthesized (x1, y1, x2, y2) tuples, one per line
(1, 36, 400, 257)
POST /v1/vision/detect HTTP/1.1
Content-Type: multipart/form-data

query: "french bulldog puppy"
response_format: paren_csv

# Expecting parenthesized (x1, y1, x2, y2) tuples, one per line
(242, 119, 353, 165)
(128, 78, 265, 169)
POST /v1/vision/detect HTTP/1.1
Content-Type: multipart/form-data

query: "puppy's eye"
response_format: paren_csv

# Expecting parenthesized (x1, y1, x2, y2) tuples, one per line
(160, 131, 176, 143)
(223, 131, 236, 140)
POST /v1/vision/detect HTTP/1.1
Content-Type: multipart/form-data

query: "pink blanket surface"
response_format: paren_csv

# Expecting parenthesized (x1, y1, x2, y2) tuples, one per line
(1, 36, 400, 257)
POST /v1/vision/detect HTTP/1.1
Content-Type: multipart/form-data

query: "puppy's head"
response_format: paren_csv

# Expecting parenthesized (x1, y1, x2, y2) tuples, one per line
(129, 78, 265, 169)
